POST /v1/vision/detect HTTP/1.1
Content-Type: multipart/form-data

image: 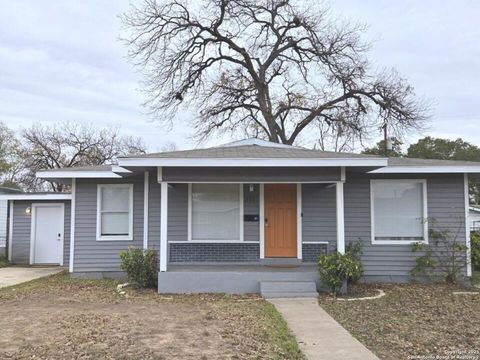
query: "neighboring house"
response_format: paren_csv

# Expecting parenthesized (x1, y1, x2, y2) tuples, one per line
(3, 139, 479, 296)
(469, 206, 480, 232)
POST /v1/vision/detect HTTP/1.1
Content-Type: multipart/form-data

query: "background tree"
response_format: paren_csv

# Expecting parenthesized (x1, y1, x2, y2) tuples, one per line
(18, 122, 146, 192)
(407, 137, 480, 161)
(406, 136, 480, 204)
(0, 121, 23, 189)
(123, 0, 428, 146)
(362, 138, 404, 157)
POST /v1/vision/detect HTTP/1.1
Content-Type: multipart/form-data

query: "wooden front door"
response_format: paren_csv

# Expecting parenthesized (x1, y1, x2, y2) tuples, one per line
(264, 184, 297, 257)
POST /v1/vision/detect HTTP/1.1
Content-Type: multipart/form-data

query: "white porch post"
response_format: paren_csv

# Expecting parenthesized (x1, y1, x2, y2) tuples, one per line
(465, 173, 472, 277)
(336, 181, 345, 254)
(160, 181, 168, 272)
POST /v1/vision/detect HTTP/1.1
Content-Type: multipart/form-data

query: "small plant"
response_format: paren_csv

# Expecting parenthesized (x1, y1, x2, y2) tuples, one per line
(119, 247, 158, 288)
(471, 232, 480, 270)
(317, 241, 364, 296)
(410, 224, 467, 284)
(0, 256, 9, 268)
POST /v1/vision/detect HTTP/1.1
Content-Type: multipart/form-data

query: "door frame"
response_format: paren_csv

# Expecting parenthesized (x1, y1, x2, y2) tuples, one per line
(30, 202, 65, 265)
(260, 183, 302, 259)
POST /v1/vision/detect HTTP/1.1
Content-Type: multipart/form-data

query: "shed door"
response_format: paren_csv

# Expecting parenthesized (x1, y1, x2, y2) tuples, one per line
(32, 204, 63, 264)
(264, 184, 297, 257)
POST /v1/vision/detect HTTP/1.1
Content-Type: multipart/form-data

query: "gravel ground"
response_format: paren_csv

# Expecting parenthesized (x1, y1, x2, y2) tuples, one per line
(0, 272, 303, 360)
(319, 283, 480, 360)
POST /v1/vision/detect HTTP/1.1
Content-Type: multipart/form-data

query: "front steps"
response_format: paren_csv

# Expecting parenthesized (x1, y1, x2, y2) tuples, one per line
(260, 281, 318, 298)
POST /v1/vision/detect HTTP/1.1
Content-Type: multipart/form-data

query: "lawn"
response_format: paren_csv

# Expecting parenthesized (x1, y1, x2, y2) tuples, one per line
(319, 283, 480, 360)
(0, 256, 8, 268)
(0, 272, 304, 359)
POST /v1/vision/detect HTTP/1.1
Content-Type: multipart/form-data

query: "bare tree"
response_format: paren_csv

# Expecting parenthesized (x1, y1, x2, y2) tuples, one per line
(0, 121, 23, 189)
(123, 0, 429, 146)
(19, 122, 147, 192)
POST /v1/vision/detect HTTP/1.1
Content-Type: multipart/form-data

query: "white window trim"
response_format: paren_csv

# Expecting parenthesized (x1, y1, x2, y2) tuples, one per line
(370, 179, 428, 245)
(96, 184, 134, 241)
(187, 183, 244, 243)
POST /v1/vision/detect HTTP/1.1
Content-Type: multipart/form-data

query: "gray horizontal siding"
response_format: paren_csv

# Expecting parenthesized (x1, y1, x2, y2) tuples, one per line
(162, 167, 340, 182)
(302, 184, 336, 249)
(148, 173, 160, 252)
(11, 200, 70, 265)
(244, 184, 260, 242)
(73, 176, 144, 272)
(168, 184, 188, 242)
(345, 172, 467, 280)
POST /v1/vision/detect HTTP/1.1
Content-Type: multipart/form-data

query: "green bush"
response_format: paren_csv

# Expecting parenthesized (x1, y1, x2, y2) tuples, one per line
(472, 232, 480, 270)
(119, 247, 158, 288)
(410, 226, 467, 284)
(317, 243, 364, 296)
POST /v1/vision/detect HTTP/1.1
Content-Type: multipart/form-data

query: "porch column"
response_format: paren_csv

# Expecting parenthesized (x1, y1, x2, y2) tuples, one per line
(160, 182, 168, 272)
(336, 182, 345, 254)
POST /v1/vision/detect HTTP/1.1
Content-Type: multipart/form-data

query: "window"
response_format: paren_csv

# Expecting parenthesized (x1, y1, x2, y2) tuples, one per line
(97, 184, 133, 241)
(189, 183, 243, 241)
(371, 180, 428, 244)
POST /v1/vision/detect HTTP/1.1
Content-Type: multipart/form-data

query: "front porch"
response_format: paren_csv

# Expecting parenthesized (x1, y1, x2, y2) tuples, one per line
(158, 264, 319, 296)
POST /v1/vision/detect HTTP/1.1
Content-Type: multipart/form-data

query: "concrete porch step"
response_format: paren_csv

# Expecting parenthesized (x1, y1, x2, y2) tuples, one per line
(260, 281, 318, 298)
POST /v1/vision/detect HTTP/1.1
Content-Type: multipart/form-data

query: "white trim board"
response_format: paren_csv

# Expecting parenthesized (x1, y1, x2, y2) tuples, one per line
(143, 171, 149, 250)
(369, 166, 480, 174)
(259, 184, 265, 259)
(69, 179, 76, 273)
(0, 194, 72, 200)
(7, 201, 13, 262)
(29, 202, 65, 266)
(465, 174, 472, 277)
(119, 157, 388, 168)
(297, 183, 302, 260)
(37, 171, 122, 179)
(370, 179, 429, 245)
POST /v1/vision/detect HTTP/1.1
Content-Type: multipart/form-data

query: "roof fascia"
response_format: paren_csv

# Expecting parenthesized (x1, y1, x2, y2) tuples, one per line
(36, 171, 122, 179)
(0, 194, 72, 200)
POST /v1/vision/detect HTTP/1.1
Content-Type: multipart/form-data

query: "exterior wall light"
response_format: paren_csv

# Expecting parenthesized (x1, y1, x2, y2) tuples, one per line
(24, 207, 31, 216)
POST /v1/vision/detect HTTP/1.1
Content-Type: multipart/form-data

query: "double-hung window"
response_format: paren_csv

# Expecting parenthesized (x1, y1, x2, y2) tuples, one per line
(189, 183, 243, 241)
(97, 184, 134, 241)
(371, 180, 428, 244)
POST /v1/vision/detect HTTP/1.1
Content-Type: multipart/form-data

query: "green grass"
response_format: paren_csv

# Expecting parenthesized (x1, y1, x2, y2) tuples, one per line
(0, 256, 9, 268)
(473, 270, 480, 285)
(260, 302, 305, 360)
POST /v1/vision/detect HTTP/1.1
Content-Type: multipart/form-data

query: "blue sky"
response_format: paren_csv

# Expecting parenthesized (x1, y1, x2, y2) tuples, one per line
(0, 1, 479, 152)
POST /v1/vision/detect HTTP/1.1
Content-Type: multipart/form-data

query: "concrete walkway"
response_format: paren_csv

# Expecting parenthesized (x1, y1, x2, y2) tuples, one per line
(270, 298, 379, 360)
(0, 267, 64, 288)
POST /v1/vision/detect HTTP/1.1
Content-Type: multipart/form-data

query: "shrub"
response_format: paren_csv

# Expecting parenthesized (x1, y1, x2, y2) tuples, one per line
(472, 232, 480, 270)
(317, 242, 364, 296)
(410, 226, 467, 284)
(119, 247, 158, 288)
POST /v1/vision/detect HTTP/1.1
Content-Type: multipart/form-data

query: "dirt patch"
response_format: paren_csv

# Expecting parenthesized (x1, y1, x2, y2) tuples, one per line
(0, 273, 304, 359)
(319, 283, 480, 360)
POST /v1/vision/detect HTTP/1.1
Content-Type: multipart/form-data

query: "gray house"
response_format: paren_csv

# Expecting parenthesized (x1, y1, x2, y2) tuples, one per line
(5, 139, 479, 296)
